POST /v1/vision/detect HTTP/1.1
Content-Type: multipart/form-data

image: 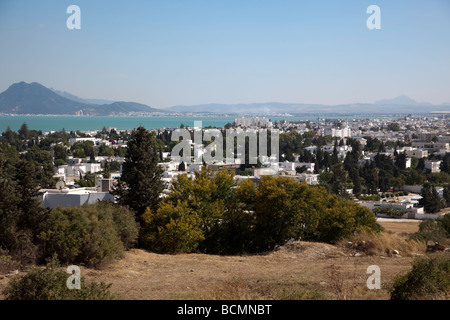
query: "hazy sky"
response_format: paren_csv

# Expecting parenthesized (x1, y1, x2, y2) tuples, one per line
(1, 0, 449, 109)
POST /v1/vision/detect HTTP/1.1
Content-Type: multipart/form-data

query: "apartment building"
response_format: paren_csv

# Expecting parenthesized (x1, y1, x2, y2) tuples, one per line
(425, 160, 441, 173)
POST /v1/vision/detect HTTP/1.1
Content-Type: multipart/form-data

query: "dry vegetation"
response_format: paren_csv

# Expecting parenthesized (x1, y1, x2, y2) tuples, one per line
(0, 219, 435, 300)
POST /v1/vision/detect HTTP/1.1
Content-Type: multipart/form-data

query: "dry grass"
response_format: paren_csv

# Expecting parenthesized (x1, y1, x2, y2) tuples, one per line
(338, 219, 425, 257)
(204, 275, 272, 300)
(377, 220, 421, 235)
(339, 232, 426, 257)
(0, 220, 432, 300)
(203, 274, 330, 300)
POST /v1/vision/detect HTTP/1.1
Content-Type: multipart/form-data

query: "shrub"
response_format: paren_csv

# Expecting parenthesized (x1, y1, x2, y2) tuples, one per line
(40, 202, 139, 267)
(410, 219, 448, 244)
(373, 207, 407, 218)
(437, 213, 450, 236)
(390, 254, 450, 300)
(3, 258, 115, 300)
(358, 195, 381, 201)
(0, 253, 21, 274)
(100, 201, 139, 250)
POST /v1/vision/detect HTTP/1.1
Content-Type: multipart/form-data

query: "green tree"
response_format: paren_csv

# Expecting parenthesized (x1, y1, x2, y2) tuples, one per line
(73, 148, 86, 158)
(98, 144, 114, 157)
(331, 163, 349, 198)
(215, 178, 256, 254)
(140, 201, 204, 254)
(395, 151, 407, 170)
(250, 176, 305, 252)
(443, 185, 450, 208)
(390, 176, 405, 192)
(136, 170, 380, 254)
(167, 168, 237, 253)
(53, 144, 68, 164)
(113, 126, 164, 217)
(416, 157, 425, 172)
(0, 151, 50, 264)
(18, 122, 30, 140)
(420, 183, 442, 213)
(71, 141, 94, 159)
(440, 153, 450, 173)
(404, 168, 426, 185)
(295, 165, 308, 174)
(3, 126, 18, 143)
(387, 123, 400, 132)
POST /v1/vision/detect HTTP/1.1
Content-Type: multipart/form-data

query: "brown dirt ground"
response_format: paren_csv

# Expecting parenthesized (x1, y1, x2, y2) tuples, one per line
(0, 219, 429, 300)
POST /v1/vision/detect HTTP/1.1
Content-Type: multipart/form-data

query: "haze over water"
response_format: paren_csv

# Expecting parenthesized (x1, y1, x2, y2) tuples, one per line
(0, 115, 374, 133)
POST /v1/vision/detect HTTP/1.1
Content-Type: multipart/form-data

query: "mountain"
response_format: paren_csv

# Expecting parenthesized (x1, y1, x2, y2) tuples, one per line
(97, 101, 163, 114)
(0, 82, 94, 115)
(0, 82, 166, 115)
(168, 97, 450, 115)
(168, 102, 302, 114)
(1, 82, 447, 115)
(375, 95, 433, 106)
(50, 88, 115, 105)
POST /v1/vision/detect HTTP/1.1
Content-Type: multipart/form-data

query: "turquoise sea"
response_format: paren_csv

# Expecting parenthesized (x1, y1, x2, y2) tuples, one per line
(0, 115, 370, 133)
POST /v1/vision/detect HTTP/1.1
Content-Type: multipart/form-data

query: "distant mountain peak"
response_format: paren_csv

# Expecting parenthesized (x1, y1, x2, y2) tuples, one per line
(49, 87, 115, 105)
(375, 95, 432, 106)
(0, 81, 167, 115)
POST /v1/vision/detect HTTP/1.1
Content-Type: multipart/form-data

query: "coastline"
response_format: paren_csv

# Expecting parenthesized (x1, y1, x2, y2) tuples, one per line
(0, 114, 383, 133)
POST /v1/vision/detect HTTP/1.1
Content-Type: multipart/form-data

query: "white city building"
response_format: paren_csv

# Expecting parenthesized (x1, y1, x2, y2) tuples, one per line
(323, 126, 352, 138)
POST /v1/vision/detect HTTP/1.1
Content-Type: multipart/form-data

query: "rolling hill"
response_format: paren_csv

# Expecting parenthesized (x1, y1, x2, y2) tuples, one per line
(0, 82, 166, 115)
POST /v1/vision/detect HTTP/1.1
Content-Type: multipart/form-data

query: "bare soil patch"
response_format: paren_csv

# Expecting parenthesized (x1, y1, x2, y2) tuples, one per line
(71, 240, 420, 300)
(0, 220, 427, 300)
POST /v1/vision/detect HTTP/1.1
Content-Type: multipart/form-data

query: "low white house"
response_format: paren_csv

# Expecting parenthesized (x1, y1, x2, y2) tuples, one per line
(295, 162, 315, 173)
(40, 188, 114, 209)
(279, 161, 296, 171)
(406, 149, 428, 158)
(58, 163, 102, 176)
(279, 161, 315, 173)
(158, 161, 180, 172)
(296, 173, 319, 185)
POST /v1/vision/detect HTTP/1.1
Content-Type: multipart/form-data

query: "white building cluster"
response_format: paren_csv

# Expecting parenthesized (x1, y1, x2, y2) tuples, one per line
(234, 117, 273, 128)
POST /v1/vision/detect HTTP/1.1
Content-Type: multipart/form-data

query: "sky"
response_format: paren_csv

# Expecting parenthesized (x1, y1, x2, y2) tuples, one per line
(0, 0, 449, 109)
